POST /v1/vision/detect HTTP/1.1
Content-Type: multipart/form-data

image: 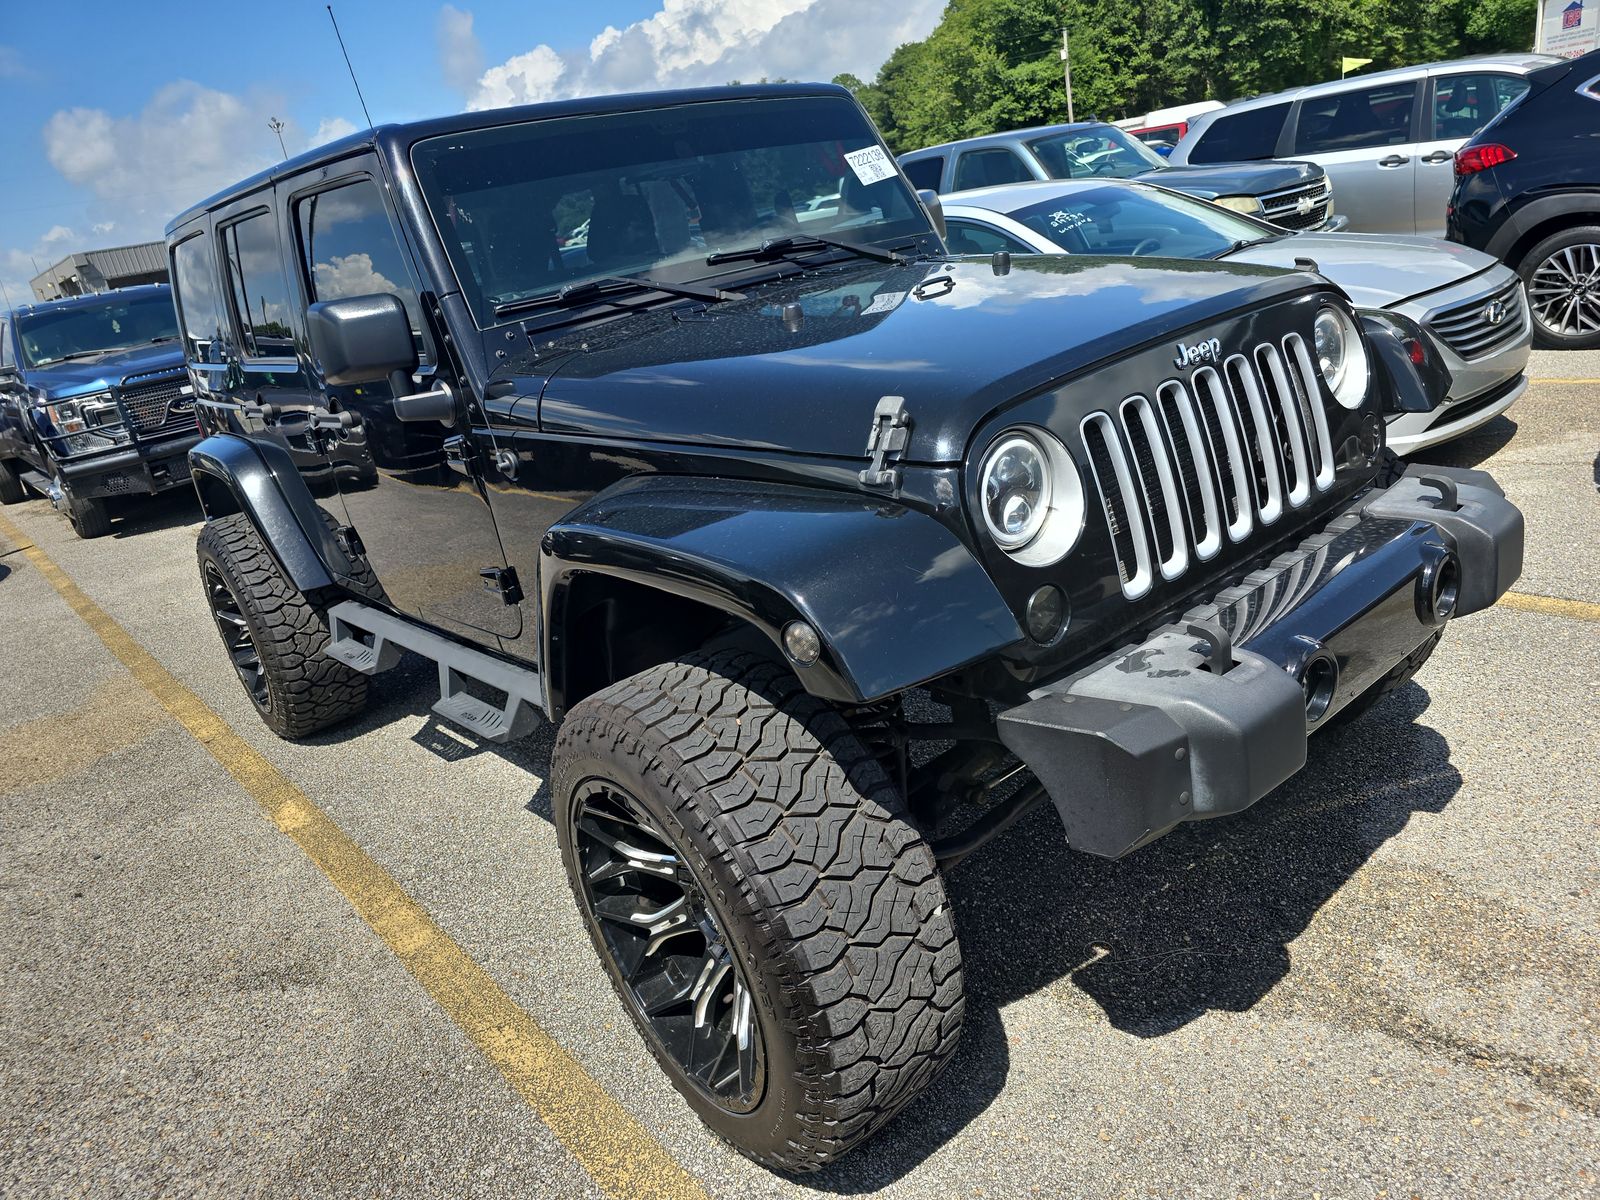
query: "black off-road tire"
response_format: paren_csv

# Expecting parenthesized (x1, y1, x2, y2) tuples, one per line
(1374, 446, 1407, 488)
(552, 650, 964, 1172)
(1328, 630, 1443, 729)
(0, 459, 23, 505)
(63, 487, 110, 539)
(196, 512, 368, 739)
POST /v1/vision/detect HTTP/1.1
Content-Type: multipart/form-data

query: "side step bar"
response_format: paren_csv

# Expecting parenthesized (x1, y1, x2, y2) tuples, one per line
(325, 600, 544, 743)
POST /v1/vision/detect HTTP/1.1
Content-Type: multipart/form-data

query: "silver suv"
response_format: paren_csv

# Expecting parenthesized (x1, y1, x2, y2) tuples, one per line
(1168, 54, 1558, 236)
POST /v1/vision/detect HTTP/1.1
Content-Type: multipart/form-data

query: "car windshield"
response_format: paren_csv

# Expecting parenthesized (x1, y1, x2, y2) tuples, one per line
(1006, 183, 1280, 258)
(15, 293, 179, 367)
(1025, 125, 1171, 180)
(411, 95, 935, 323)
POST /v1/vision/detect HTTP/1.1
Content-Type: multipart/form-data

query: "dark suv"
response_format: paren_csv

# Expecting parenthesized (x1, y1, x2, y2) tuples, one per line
(167, 83, 1522, 1171)
(1447, 48, 1600, 349)
(0, 285, 199, 537)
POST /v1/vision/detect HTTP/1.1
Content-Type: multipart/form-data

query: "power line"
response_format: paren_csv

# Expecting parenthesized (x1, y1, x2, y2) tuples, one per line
(326, 5, 375, 130)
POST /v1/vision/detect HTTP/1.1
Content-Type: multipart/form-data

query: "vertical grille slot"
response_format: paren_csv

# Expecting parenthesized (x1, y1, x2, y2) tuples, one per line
(1191, 366, 1253, 543)
(1282, 333, 1335, 491)
(1255, 343, 1312, 508)
(1081, 412, 1154, 599)
(1120, 396, 1189, 581)
(1223, 354, 1285, 525)
(1153, 380, 1222, 561)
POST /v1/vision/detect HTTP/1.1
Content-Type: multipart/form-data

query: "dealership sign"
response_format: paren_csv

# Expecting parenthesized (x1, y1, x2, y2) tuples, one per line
(1538, 0, 1599, 57)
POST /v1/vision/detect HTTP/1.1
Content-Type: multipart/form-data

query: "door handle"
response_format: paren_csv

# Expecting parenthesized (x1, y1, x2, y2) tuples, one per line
(444, 434, 470, 477)
(1420, 150, 1453, 164)
(1377, 155, 1411, 168)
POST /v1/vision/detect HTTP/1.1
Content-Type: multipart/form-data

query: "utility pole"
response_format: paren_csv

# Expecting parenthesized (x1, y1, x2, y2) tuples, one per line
(268, 117, 288, 159)
(1059, 27, 1076, 123)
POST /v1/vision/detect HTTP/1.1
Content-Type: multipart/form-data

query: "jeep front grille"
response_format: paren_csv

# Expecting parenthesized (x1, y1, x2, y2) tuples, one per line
(1082, 334, 1337, 599)
(1427, 277, 1527, 360)
(1260, 181, 1331, 231)
(117, 371, 195, 437)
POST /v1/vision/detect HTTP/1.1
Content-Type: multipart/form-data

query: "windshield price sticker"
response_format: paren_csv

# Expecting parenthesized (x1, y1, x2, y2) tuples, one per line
(844, 145, 896, 186)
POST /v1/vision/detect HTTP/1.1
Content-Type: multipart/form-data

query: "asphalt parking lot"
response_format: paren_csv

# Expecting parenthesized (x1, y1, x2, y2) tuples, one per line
(2, 354, 1597, 1199)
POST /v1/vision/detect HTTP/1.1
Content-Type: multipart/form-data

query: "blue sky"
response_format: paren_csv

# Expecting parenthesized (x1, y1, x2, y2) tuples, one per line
(0, 0, 943, 304)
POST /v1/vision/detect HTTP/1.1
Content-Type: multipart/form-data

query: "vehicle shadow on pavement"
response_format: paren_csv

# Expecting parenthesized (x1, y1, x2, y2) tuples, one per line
(803, 683, 1460, 1192)
(1411, 415, 1518, 470)
(108, 488, 203, 539)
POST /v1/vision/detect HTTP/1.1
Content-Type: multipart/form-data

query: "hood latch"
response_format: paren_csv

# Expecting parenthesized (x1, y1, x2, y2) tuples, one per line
(859, 395, 911, 492)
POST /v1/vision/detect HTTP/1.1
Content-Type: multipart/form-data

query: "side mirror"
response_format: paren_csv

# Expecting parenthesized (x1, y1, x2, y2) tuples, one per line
(0, 365, 18, 387)
(917, 188, 947, 240)
(306, 293, 418, 388)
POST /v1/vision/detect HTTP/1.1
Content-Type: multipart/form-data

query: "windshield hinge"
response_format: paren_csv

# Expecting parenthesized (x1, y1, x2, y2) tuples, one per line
(859, 395, 912, 492)
(480, 565, 524, 606)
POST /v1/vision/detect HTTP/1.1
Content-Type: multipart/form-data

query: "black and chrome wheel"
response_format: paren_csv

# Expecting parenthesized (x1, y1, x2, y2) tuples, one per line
(1519, 226, 1600, 349)
(553, 649, 963, 1172)
(570, 779, 764, 1110)
(203, 560, 269, 709)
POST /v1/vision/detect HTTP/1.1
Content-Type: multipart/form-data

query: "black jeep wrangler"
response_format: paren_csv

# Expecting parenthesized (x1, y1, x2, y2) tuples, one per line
(0, 285, 199, 537)
(166, 84, 1522, 1171)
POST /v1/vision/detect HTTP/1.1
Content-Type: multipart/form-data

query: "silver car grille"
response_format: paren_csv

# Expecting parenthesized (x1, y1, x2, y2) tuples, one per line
(1427, 277, 1527, 360)
(118, 370, 195, 436)
(1081, 336, 1337, 600)
(1260, 181, 1332, 231)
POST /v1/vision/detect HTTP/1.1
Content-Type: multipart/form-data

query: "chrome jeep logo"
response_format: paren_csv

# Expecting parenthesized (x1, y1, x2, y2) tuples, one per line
(1483, 299, 1507, 326)
(1174, 337, 1223, 368)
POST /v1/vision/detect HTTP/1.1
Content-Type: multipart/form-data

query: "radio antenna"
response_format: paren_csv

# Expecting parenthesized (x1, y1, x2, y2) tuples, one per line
(326, 5, 375, 130)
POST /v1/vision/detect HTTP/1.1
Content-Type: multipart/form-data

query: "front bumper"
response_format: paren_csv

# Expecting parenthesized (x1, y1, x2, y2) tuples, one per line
(56, 434, 200, 500)
(998, 464, 1522, 859)
(1317, 213, 1351, 233)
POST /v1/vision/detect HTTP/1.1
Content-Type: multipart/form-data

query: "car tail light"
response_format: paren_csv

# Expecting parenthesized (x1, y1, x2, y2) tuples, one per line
(1455, 144, 1516, 176)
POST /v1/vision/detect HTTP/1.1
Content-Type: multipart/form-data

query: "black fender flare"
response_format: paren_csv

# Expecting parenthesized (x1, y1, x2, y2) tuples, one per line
(1486, 192, 1600, 263)
(540, 475, 1023, 712)
(188, 433, 338, 592)
(1361, 311, 1452, 415)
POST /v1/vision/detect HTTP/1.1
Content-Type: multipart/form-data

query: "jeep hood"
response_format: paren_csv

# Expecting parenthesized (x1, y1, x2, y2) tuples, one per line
(26, 342, 186, 402)
(531, 256, 1311, 463)
(1223, 233, 1501, 309)
(1135, 158, 1321, 200)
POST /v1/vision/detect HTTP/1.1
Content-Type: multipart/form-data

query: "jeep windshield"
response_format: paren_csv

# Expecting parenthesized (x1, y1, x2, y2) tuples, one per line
(411, 95, 936, 325)
(17, 293, 180, 368)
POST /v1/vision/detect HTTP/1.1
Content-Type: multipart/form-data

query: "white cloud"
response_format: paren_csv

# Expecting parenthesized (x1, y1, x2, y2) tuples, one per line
(309, 116, 359, 149)
(312, 251, 398, 298)
(445, 0, 944, 111)
(91, 221, 117, 237)
(437, 5, 483, 93)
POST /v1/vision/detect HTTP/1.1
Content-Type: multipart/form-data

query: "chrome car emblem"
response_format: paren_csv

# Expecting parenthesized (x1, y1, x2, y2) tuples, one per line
(1483, 299, 1507, 326)
(1295, 195, 1315, 216)
(1173, 337, 1223, 369)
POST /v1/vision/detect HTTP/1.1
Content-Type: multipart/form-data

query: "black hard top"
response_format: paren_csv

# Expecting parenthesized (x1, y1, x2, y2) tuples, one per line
(6, 282, 171, 322)
(166, 82, 853, 236)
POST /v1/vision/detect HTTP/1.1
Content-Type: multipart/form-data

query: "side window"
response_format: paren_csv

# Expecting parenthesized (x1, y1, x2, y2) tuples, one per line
(901, 156, 945, 191)
(1188, 103, 1291, 163)
(294, 178, 432, 363)
(1431, 73, 1530, 140)
(953, 149, 1032, 191)
(945, 219, 1033, 256)
(0, 320, 11, 369)
(1294, 82, 1418, 154)
(171, 231, 227, 364)
(220, 210, 296, 359)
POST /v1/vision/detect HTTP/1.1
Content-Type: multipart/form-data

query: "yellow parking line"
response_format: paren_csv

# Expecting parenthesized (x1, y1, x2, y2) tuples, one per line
(0, 512, 706, 1200)
(1500, 590, 1600, 623)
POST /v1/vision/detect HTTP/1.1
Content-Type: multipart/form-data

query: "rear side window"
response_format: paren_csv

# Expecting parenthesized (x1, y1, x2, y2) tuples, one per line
(1430, 73, 1530, 139)
(953, 149, 1032, 190)
(1294, 82, 1417, 153)
(294, 177, 431, 362)
(944, 219, 1033, 256)
(171, 232, 227, 364)
(1187, 103, 1291, 162)
(220, 211, 296, 359)
(901, 156, 945, 191)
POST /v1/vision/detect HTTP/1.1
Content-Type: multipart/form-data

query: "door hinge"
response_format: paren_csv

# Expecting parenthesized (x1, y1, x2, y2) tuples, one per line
(335, 523, 366, 558)
(859, 395, 912, 492)
(479, 565, 524, 606)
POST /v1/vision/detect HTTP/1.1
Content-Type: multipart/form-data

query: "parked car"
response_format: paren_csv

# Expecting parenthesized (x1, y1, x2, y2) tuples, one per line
(937, 179, 1529, 454)
(0, 285, 200, 537)
(1115, 101, 1226, 154)
(899, 121, 1348, 233)
(168, 82, 1522, 1172)
(1168, 54, 1559, 236)
(1448, 47, 1600, 349)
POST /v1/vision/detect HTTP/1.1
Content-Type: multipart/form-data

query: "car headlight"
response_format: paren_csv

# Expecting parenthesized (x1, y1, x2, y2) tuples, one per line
(1312, 305, 1369, 409)
(42, 392, 128, 451)
(978, 428, 1085, 566)
(1212, 195, 1264, 216)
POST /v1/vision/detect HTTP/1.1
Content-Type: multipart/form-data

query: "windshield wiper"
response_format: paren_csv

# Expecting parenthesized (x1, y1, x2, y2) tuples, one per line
(35, 349, 115, 365)
(148, 335, 179, 344)
(493, 273, 742, 319)
(1212, 234, 1284, 258)
(706, 234, 908, 267)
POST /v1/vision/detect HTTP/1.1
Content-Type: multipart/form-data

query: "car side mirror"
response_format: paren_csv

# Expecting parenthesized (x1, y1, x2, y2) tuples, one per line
(306, 293, 418, 389)
(917, 188, 947, 240)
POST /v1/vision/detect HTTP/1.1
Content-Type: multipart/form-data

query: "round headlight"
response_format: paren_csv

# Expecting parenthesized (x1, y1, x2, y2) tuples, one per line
(978, 428, 1085, 566)
(1312, 304, 1368, 409)
(1212, 195, 1264, 216)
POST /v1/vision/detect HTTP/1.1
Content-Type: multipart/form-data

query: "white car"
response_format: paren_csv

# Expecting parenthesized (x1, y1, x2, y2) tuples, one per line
(937, 179, 1530, 455)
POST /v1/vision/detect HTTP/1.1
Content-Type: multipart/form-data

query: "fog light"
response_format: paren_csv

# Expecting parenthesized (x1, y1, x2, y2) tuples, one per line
(1359, 413, 1384, 463)
(1025, 585, 1067, 644)
(783, 620, 821, 666)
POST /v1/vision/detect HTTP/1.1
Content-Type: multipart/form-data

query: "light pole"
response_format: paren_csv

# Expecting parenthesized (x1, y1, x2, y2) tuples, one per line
(1059, 28, 1075, 123)
(268, 117, 288, 160)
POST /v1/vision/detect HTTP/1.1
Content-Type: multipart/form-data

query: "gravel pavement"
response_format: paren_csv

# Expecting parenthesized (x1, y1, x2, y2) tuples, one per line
(0, 354, 1595, 1199)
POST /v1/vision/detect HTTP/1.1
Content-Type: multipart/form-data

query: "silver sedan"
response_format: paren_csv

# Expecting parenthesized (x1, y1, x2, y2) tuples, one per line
(937, 179, 1530, 455)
